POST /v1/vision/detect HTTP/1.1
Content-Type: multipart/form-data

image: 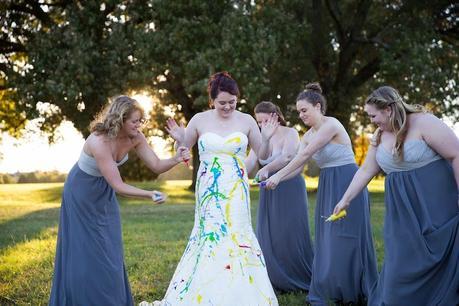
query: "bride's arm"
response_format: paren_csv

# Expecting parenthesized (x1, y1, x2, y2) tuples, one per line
(166, 114, 200, 149)
(245, 149, 259, 176)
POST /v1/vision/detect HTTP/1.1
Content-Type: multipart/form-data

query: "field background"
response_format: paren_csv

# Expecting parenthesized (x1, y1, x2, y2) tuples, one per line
(0, 178, 385, 305)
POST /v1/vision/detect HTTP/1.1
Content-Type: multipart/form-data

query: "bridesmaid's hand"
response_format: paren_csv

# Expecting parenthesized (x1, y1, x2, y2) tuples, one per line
(165, 118, 185, 143)
(260, 113, 279, 141)
(333, 199, 350, 215)
(265, 174, 280, 190)
(174, 146, 191, 164)
(255, 167, 270, 181)
(151, 190, 167, 204)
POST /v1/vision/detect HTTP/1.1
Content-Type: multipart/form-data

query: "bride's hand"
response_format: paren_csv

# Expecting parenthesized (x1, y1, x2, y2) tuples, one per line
(165, 118, 185, 143)
(260, 113, 279, 141)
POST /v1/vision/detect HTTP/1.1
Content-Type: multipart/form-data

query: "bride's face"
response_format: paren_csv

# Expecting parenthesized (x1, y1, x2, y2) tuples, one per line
(212, 91, 237, 118)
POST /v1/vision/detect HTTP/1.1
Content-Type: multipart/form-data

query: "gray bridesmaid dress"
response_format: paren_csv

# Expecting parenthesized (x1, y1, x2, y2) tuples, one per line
(49, 151, 134, 306)
(371, 140, 459, 306)
(256, 155, 314, 292)
(308, 143, 378, 305)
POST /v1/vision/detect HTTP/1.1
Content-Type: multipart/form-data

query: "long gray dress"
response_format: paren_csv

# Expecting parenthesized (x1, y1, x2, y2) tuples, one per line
(256, 155, 314, 292)
(308, 143, 378, 305)
(49, 151, 134, 306)
(371, 140, 459, 306)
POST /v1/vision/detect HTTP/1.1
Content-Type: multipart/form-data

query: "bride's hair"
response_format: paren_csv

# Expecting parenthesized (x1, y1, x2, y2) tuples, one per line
(207, 71, 240, 107)
(90, 95, 145, 138)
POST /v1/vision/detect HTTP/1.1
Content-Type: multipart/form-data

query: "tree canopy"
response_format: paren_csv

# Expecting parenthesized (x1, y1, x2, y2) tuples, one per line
(1, 1, 457, 183)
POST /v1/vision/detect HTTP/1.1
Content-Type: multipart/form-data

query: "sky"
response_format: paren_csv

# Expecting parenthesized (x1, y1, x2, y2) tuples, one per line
(0, 94, 170, 174)
(0, 100, 458, 174)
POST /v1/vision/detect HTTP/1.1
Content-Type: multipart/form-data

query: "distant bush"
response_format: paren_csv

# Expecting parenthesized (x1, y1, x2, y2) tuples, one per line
(0, 173, 17, 184)
(15, 171, 67, 184)
(157, 163, 192, 181)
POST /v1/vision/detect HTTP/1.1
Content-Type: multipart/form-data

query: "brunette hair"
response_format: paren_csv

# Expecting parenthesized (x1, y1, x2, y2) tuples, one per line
(207, 71, 240, 107)
(254, 101, 287, 126)
(296, 82, 327, 114)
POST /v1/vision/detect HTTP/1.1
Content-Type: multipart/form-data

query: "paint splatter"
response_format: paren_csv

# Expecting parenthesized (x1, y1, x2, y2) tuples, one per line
(158, 132, 278, 305)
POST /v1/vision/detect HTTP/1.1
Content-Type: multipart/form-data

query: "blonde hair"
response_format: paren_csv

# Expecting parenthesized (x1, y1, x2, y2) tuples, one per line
(90, 95, 145, 138)
(365, 86, 425, 159)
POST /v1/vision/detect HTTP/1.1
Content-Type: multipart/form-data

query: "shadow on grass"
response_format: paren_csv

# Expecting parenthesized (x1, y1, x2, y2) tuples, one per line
(32, 186, 63, 204)
(0, 207, 60, 252)
(0, 296, 16, 306)
(0, 185, 63, 206)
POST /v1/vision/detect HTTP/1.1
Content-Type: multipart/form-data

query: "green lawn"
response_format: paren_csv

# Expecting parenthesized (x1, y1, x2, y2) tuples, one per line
(0, 178, 385, 306)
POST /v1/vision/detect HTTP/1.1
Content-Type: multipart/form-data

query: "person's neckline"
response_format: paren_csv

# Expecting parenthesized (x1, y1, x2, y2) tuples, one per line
(379, 139, 425, 155)
(82, 150, 128, 163)
(199, 131, 247, 139)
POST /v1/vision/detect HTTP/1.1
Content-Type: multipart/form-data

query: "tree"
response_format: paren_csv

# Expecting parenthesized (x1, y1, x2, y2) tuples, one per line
(1, 1, 155, 140)
(134, 0, 458, 187)
(253, 0, 458, 133)
(130, 1, 281, 188)
(1, 1, 457, 187)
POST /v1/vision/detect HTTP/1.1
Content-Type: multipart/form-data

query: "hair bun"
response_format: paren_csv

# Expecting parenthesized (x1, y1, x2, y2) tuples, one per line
(305, 82, 322, 94)
(213, 71, 233, 80)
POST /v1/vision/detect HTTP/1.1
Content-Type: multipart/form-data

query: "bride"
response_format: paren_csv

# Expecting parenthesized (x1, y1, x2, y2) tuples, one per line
(142, 72, 279, 306)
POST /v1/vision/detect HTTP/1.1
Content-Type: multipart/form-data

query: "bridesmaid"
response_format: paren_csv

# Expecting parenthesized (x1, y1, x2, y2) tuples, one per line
(334, 86, 459, 305)
(265, 83, 378, 305)
(246, 101, 314, 292)
(49, 96, 190, 306)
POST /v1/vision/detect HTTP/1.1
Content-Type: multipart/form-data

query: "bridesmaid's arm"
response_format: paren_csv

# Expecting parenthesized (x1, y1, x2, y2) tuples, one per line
(265, 122, 336, 189)
(333, 145, 381, 214)
(135, 133, 190, 173)
(269, 164, 304, 182)
(256, 129, 299, 180)
(248, 114, 277, 160)
(419, 114, 459, 193)
(89, 137, 159, 200)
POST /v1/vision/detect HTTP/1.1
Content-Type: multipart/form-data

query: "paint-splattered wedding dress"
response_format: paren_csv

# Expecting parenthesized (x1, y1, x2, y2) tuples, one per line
(151, 132, 278, 306)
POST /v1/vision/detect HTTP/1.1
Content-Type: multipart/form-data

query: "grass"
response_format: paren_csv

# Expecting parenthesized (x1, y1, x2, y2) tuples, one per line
(0, 178, 386, 306)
